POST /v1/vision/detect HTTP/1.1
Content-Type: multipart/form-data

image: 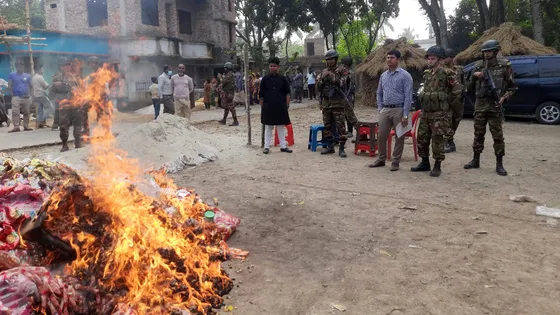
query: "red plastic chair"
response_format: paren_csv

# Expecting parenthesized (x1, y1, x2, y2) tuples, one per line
(387, 110, 422, 161)
(274, 124, 295, 146)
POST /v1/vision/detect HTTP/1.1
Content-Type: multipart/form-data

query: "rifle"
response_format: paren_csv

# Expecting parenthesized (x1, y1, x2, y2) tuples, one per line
(483, 60, 505, 119)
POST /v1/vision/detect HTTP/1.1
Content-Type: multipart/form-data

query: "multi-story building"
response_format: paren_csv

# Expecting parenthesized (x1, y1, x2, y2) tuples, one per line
(44, 0, 237, 107)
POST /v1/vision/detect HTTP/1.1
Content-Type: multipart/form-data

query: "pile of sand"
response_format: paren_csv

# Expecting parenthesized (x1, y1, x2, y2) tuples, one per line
(116, 114, 220, 173)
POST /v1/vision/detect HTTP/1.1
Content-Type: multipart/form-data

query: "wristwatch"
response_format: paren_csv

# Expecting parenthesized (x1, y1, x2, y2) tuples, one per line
(403, 115, 408, 119)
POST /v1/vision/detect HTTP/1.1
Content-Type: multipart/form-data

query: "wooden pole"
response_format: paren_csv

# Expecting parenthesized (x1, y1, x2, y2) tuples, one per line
(244, 44, 251, 145)
(24, 0, 37, 128)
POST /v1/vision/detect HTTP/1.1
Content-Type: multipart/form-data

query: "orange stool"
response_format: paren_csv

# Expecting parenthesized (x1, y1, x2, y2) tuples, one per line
(274, 124, 295, 146)
(354, 122, 378, 157)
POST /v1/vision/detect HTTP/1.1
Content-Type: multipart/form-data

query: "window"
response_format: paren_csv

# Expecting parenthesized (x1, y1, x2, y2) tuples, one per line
(87, 0, 108, 27)
(178, 10, 192, 35)
(306, 42, 315, 56)
(512, 59, 538, 79)
(50, 3, 57, 8)
(228, 0, 232, 12)
(538, 57, 560, 78)
(229, 23, 234, 44)
(141, 0, 159, 26)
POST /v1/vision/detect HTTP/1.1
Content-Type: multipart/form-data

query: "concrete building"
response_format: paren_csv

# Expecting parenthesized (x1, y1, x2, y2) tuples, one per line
(43, 0, 237, 108)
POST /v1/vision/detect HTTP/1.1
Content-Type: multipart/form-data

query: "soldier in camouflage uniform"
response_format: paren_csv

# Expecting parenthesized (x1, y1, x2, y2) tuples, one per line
(317, 50, 349, 158)
(411, 46, 462, 177)
(52, 57, 82, 152)
(443, 48, 465, 153)
(464, 40, 517, 176)
(340, 56, 359, 139)
(218, 62, 239, 126)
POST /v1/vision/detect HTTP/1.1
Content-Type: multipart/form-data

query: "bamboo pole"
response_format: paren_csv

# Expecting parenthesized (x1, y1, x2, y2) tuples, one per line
(243, 44, 251, 145)
(24, 0, 37, 128)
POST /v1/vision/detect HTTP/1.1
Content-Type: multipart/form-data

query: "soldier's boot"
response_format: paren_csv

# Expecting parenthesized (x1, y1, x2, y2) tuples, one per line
(430, 160, 442, 177)
(464, 153, 480, 169)
(411, 157, 431, 172)
(321, 143, 335, 155)
(444, 139, 456, 153)
(229, 115, 239, 126)
(339, 143, 347, 158)
(218, 111, 229, 125)
(61, 141, 69, 152)
(75, 139, 84, 149)
(496, 155, 508, 176)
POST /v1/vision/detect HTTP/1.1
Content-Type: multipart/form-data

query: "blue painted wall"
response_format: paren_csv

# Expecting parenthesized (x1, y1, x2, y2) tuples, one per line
(0, 29, 110, 90)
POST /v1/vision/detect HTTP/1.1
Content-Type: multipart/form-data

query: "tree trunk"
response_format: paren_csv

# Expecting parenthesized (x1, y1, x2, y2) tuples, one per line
(436, 0, 449, 47)
(418, 0, 442, 46)
(475, 0, 490, 30)
(531, 0, 545, 44)
(489, 0, 505, 27)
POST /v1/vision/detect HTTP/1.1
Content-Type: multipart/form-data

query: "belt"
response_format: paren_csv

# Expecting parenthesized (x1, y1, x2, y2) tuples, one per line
(14, 95, 30, 98)
(162, 94, 173, 98)
(383, 103, 403, 108)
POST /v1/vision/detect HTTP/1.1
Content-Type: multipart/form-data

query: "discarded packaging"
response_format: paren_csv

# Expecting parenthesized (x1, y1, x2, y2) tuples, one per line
(331, 303, 347, 312)
(536, 205, 560, 219)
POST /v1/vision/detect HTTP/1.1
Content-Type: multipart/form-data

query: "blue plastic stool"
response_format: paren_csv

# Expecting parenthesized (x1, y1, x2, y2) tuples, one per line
(308, 124, 329, 152)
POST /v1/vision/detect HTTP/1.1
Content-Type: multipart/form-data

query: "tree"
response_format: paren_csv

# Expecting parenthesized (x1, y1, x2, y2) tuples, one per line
(531, 0, 544, 44)
(0, 0, 46, 29)
(398, 26, 418, 41)
(303, 0, 353, 49)
(418, 0, 449, 47)
(474, 0, 506, 30)
(447, 0, 481, 51)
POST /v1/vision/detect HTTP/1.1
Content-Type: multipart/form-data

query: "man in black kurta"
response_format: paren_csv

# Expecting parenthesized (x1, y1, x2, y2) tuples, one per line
(259, 57, 292, 154)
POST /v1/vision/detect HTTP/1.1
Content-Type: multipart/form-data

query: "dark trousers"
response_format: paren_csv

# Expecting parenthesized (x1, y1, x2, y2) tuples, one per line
(152, 98, 160, 119)
(295, 86, 303, 101)
(308, 84, 316, 99)
(59, 107, 82, 143)
(53, 100, 60, 127)
(162, 95, 174, 114)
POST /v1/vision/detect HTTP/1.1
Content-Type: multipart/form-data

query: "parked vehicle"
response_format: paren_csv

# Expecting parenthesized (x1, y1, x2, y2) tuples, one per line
(463, 55, 560, 124)
(415, 55, 560, 124)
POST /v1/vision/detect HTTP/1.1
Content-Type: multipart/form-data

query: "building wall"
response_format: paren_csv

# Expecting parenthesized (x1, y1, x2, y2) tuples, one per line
(304, 38, 326, 57)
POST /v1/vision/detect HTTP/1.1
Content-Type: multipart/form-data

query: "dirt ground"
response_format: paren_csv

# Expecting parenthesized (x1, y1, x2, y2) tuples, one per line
(8, 105, 560, 315)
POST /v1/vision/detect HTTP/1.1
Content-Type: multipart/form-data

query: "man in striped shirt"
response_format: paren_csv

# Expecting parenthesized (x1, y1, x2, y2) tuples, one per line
(369, 49, 413, 171)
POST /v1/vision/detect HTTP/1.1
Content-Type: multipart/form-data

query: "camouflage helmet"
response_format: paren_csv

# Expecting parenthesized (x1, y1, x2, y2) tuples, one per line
(481, 39, 501, 52)
(341, 56, 353, 67)
(58, 56, 71, 66)
(444, 48, 457, 58)
(224, 62, 234, 69)
(425, 45, 446, 58)
(87, 56, 100, 64)
(325, 49, 339, 60)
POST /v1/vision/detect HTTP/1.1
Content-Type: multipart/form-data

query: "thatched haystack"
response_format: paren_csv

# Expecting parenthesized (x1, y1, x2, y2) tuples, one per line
(454, 22, 557, 65)
(356, 38, 427, 106)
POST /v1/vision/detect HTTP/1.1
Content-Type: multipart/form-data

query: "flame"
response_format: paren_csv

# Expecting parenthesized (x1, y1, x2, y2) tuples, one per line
(44, 66, 234, 314)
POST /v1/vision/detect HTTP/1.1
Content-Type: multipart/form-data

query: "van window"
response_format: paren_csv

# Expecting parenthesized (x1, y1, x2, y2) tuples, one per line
(538, 57, 560, 78)
(511, 59, 538, 79)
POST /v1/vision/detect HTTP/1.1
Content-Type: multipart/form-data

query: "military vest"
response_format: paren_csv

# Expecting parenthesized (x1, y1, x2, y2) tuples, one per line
(473, 59, 509, 99)
(221, 72, 235, 95)
(418, 68, 452, 112)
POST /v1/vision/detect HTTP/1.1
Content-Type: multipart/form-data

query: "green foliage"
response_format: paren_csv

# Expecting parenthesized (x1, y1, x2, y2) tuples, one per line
(336, 20, 369, 62)
(447, 0, 481, 51)
(0, 0, 45, 29)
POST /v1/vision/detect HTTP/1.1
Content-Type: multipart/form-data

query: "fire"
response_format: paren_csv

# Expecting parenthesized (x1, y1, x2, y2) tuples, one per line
(42, 65, 236, 314)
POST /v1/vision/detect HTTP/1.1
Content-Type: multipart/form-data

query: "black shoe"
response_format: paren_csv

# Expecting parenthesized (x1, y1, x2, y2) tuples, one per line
(263, 148, 270, 154)
(444, 140, 456, 153)
(411, 157, 431, 172)
(280, 148, 293, 153)
(61, 143, 69, 152)
(464, 153, 481, 169)
(339, 143, 347, 158)
(229, 121, 239, 126)
(430, 160, 442, 177)
(496, 155, 508, 176)
(75, 141, 84, 149)
(218, 119, 226, 125)
(321, 144, 335, 155)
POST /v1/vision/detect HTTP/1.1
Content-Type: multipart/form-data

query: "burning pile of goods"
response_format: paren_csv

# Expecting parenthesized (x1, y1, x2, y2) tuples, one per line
(0, 65, 246, 315)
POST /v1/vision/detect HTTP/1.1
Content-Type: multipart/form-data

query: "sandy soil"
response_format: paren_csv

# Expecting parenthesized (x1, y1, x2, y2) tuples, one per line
(8, 105, 560, 315)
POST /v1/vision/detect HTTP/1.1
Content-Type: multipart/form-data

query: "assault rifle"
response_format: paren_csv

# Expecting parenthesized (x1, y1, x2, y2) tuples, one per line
(483, 60, 505, 119)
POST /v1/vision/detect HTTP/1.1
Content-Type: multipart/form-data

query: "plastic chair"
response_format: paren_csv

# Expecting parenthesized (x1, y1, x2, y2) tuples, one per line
(274, 124, 294, 146)
(308, 124, 328, 152)
(387, 110, 422, 161)
(353, 122, 379, 157)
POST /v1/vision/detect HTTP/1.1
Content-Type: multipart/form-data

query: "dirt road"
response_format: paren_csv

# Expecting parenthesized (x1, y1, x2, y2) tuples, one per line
(7, 105, 560, 314)
(178, 105, 560, 315)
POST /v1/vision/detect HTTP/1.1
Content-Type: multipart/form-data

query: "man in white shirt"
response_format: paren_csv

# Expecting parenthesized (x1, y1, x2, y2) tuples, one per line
(158, 65, 174, 114)
(32, 64, 53, 128)
(170, 64, 195, 121)
(307, 68, 317, 100)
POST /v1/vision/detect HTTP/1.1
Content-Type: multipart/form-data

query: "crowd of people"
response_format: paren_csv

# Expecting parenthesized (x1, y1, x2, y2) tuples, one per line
(257, 39, 517, 178)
